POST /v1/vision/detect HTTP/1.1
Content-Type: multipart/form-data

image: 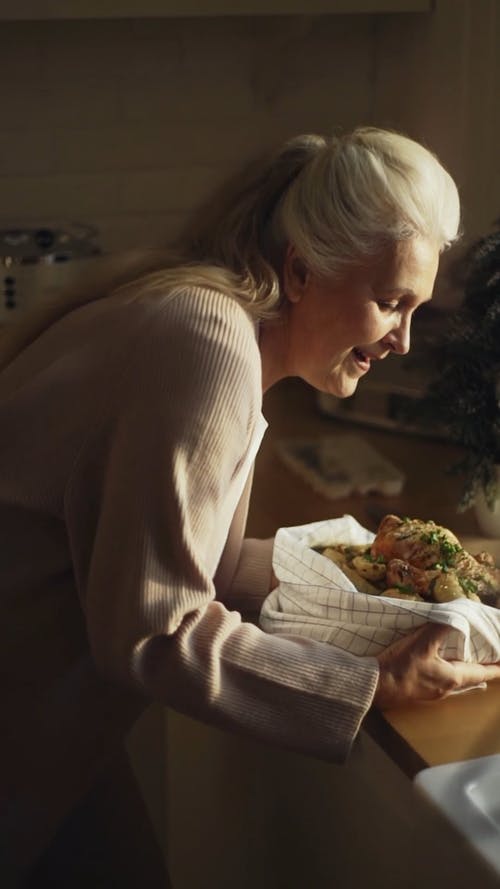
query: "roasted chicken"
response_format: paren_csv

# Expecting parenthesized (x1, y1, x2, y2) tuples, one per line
(370, 514, 500, 605)
(320, 514, 500, 606)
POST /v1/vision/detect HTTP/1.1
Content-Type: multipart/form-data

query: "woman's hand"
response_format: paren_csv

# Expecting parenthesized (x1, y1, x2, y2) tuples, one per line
(374, 622, 500, 710)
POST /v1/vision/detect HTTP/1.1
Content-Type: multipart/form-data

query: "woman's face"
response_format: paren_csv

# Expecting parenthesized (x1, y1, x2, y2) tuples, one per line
(279, 238, 440, 397)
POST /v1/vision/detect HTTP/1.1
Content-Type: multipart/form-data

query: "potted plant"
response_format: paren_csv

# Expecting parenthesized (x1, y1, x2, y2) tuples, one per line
(413, 221, 500, 534)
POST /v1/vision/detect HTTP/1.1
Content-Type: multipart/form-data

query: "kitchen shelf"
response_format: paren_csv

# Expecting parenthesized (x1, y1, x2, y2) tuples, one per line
(0, 1, 433, 21)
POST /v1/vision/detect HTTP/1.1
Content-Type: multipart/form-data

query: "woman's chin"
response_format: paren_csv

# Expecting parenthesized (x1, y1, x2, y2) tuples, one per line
(324, 375, 359, 399)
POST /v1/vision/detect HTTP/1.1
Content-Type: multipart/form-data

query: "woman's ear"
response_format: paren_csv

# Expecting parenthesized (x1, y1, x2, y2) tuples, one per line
(283, 245, 309, 303)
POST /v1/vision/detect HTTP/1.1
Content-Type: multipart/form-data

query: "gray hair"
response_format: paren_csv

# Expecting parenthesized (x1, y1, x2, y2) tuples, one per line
(170, 125, 460, 314)
(274, 127, 460, 276)
(0, 126, 460, 369)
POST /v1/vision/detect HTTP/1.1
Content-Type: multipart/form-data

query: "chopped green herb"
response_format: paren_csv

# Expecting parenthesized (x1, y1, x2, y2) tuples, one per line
(394, 583, 415, 594)
(439, 539, 462, 561)
(364, 553, 386, 564)
(432, 562, 449, 573)
(421, 530, 440, 545)
(422, 529, 463, 568)
(458, 576, 478, 595)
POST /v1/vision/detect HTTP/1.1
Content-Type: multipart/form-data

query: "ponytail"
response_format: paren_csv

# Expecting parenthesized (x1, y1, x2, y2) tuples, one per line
(175, 133, 327, 306)
(0, 127, 460, 371)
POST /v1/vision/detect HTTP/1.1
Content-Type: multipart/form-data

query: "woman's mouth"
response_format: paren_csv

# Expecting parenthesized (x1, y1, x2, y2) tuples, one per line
(352, 347, 371, 371)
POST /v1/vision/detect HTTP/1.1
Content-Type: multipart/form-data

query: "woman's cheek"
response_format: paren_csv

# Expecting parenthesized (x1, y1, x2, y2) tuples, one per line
(363, 309, 390, 342)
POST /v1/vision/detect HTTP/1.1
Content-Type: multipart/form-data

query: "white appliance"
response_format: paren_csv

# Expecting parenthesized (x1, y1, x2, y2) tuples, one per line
(415, 754, 500, 877)
(0, 221, 101, 323)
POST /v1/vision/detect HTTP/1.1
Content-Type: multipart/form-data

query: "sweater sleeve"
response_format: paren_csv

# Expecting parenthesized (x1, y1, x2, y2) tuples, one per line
(222, 537, 275, 614)
(65, 288, 379, 763)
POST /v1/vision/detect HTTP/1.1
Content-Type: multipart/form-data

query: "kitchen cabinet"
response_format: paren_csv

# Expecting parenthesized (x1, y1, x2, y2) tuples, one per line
(166, 715, 500, 889)
(0, 1, 432, 20)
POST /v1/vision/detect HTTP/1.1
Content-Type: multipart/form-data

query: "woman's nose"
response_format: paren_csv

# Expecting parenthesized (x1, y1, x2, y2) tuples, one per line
(385, 318, 411, 355)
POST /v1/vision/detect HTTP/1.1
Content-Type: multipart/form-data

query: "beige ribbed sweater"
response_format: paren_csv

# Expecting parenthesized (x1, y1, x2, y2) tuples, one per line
(0, 285, 378, 876)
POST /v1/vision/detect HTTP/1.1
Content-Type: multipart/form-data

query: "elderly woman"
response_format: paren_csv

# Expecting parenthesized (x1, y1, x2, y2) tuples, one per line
(1, 127, 499, 887)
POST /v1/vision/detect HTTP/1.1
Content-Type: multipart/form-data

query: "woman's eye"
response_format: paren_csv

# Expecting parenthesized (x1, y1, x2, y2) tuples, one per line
(378, 301, 399, 311)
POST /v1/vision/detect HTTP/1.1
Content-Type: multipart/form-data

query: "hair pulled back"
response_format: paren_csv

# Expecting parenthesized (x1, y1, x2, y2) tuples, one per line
(162, 126, 460, 315)
(273, 127, 460, 279)
(0, 126, 460, 369)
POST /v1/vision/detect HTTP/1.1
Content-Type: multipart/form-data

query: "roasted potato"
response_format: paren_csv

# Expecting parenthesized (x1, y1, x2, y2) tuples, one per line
(351, 554, 387, 583)
(318, 513, 499, 607)
(321, 547, 381, 595)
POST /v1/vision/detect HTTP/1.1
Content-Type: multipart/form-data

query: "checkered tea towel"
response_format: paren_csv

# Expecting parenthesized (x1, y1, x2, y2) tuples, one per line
(259, 515, 500, 663)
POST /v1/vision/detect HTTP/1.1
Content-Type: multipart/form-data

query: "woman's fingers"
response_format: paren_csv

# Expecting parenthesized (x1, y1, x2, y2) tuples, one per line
(482, 662, 500, 680)
(409, 621, 454, 655)
(379, 621, 452, 662)
(450, 658, 500, 688)
(374, 621, 500, 709)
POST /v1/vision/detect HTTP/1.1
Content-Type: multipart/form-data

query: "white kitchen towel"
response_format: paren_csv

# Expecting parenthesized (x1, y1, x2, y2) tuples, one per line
(259, 515, 500, 663)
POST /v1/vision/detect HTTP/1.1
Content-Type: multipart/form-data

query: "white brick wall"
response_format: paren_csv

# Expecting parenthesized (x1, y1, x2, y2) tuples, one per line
(0, 16, 376, 251)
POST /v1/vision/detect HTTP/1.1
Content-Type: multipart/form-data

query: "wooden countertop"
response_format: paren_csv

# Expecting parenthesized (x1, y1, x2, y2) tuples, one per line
(247, 378, 500, 778)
